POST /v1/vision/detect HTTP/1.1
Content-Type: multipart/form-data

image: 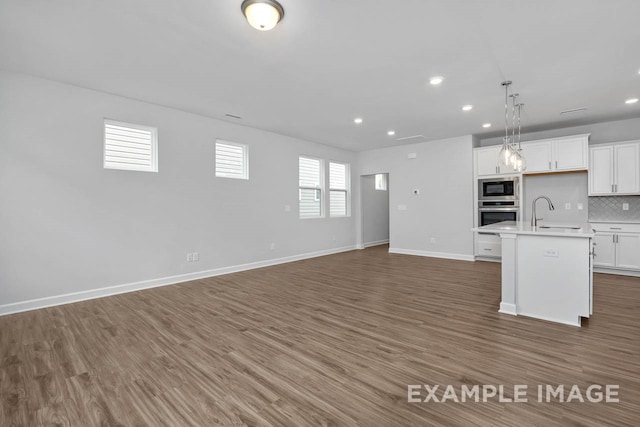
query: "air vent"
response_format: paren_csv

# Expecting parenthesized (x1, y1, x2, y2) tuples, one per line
(395, 134, 426, 141)
(224, 113, 242, 119)
(560, 107, 587, 115)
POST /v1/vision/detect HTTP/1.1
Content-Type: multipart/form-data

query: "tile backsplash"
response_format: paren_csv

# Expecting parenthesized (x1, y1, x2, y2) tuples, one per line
(589, 196, 640, 222)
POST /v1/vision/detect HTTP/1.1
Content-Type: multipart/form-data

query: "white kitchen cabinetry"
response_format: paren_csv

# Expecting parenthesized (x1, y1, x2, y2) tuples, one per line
(475, 146, 516, 176)
(520, 135, 589, 174)
(589, 141, 640, 195)
(591, 223, 640, 270)
(475, 233, 502, 258)
(592, 232, 616, 267)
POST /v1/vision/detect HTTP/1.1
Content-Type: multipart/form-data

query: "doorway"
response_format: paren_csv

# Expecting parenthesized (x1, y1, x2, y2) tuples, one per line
(361, 173, 390, 247)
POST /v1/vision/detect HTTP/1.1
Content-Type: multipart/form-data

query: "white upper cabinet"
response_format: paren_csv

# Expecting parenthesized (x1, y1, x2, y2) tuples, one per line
(554, 136, 589, 170)
(521, 141, 552, 173)
(519, 134, 589, 174)
(589, 141, 640, 196)
(475, 146, 516, 177)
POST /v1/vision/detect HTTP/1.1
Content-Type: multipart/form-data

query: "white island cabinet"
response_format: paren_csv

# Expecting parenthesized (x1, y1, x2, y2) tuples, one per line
(474, 221, 594, 327)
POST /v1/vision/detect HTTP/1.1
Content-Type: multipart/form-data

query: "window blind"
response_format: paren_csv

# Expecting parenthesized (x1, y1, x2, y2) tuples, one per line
(299, 157, 322, 218)
(216, 140, 248, 179)
(104, 120, 157, 172)
(329, 162, 348, 216)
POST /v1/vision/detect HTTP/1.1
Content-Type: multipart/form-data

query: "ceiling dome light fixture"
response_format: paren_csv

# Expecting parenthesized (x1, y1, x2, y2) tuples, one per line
(241, 0, 284, 31)
(625, 98, 639, 104)
(429, 76, 444, 85)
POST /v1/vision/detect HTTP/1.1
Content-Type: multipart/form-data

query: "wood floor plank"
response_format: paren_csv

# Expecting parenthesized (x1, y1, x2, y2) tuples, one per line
(1, 245, 639, 426)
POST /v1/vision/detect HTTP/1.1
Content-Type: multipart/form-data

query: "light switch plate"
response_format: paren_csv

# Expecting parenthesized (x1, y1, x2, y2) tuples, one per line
(543, 248, 559, 257)
(623, 203, 630, 211)
(407, 153, 417, 159)
(398, 204, 407, 211)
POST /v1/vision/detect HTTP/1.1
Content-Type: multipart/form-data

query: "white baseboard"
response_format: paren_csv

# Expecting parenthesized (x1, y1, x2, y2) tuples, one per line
(0, 245, 358, 317)
(593, 267, 640, 277)
(364, 239, 389, 248)
(499, 302, 517, 316)
(388, 247, 474, 262)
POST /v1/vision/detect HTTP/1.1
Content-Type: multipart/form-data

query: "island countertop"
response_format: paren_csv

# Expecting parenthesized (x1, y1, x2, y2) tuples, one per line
(474, 221, 594, 238)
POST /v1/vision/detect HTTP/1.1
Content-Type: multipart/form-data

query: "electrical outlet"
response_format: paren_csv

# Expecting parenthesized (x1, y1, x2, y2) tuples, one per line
(398, 204, 407, 211)
(270, 242, 276, 250)
(623, 203, 630, 211)
(193, 252, 199, 262)
(186, 253, 193, 262)
(285, 205, 291, 212)
(565, 203, 571, 210)
(407, 152, 417, 159)
(430, 237, 436, 244)
(577, 203, 584, 210)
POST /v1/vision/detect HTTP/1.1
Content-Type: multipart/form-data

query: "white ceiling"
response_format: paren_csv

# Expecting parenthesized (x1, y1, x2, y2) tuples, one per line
(1, 0, 639, 151)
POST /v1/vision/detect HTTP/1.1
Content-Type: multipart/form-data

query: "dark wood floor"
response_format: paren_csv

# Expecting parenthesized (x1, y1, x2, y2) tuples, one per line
(1, 245, 639, 426)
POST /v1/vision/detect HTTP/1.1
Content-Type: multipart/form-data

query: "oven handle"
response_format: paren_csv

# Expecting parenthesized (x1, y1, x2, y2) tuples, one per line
(478, 207, 520, 212)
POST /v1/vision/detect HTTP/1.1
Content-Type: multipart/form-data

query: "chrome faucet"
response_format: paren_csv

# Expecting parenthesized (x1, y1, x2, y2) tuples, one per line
(531, 196, 555, 227)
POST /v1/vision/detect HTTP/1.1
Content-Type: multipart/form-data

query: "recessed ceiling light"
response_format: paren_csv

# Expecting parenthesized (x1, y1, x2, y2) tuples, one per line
(625, 98, 639, 104)
(429, 76, 444, 85)
(387, 130, 396, 136)
(462, 105, 473, 111)
(482, 123, 491, 128)
(354, 117, 363, 124)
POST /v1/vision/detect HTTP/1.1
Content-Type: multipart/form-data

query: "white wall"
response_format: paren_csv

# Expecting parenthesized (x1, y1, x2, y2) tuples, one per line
(357, 136, 475, 260)
(361, 174, 389, 246)
(0, 71, 358, 311)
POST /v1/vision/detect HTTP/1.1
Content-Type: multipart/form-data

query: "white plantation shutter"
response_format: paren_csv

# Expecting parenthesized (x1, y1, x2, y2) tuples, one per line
(216, 140, 248, 179)
(104, 120, 158, 172)
(299, 157, 322, 218)
(329, 162, 349, 217)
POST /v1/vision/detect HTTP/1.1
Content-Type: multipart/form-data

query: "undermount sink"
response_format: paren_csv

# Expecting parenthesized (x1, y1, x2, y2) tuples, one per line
(538, 223, 582, 230)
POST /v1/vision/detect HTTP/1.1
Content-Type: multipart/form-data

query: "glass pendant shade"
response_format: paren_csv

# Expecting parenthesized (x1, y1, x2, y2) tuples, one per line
(242, 0, 284, 31)
(499, 141, 514, 166)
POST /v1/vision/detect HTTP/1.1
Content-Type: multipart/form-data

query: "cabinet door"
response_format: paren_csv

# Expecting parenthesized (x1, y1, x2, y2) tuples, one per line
(616, 233, 640, 269)
(589, 145, 614, 195)
(475, 147, 500, 176)
(521, 141, 552, 173)
(554, 137, 588, 170)
(592, 232, 616, 267)
(614, 143, 640, 194)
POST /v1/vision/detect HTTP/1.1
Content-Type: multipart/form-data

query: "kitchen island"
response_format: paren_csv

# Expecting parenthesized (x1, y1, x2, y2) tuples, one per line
(474, 221, 594, 327)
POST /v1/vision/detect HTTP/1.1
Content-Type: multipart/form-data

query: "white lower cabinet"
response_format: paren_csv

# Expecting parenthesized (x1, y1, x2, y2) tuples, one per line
(591, 223, 640, 271)
(475, 233, 501, 258)
(616, 233, 640, 269)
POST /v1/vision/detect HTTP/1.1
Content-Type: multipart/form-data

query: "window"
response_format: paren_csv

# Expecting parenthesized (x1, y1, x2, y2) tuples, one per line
(299, 157, 323, 218)
(104, 119, 158, 172)
(215, 140, 248, 179)
(375, 173, 388, 191)
(329, 162, 349, 217)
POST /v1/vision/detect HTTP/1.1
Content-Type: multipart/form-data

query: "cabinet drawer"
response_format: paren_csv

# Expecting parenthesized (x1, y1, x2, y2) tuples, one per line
(476, 240, 502, 257)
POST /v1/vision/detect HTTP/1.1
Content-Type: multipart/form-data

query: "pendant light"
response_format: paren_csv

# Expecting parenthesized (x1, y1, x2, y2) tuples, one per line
(241, 0, 285, 31)
(498, 81, 527, 172)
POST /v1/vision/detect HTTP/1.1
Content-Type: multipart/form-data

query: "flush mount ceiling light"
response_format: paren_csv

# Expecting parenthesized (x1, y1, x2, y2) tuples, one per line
(354, 117, 363, 124)
(387, 130, 396, 136)
(462, 104, 473, 111)
(429, 76, 444, 85)
(625, 98, 639, 104)
(241, 0, 284, 31)
(482, 123, 491, 128)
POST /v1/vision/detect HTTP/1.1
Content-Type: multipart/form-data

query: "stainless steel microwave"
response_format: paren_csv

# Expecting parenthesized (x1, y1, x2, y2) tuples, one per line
(478, 177, 519, 201)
